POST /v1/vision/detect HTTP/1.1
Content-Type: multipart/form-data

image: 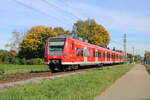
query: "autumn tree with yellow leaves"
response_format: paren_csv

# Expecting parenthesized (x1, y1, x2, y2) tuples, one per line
(18, 26, 69, 59)
(73, 19, 110, 47)
(17, 19, 110, 59)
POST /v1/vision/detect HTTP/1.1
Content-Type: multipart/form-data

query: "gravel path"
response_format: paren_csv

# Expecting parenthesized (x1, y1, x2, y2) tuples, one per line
(94, 64, 150, 100)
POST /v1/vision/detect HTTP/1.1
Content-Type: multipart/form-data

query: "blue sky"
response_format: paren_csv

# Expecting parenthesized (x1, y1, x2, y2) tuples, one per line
(0, 0, 150, 56)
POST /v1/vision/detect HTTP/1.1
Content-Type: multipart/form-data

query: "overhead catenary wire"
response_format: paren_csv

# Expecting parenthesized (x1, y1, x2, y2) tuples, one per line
(59, 0, 83, 20)
(42, 0, 80, 21)
(42, 0, 83, 31)
(14, 0, 71, 25)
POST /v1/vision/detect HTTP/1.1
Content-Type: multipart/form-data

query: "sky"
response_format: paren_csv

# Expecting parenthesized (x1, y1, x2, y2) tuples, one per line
(0, 0, 150, 56)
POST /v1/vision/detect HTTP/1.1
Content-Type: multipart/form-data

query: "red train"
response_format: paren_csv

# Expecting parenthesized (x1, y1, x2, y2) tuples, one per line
(44, 35, 124, 72)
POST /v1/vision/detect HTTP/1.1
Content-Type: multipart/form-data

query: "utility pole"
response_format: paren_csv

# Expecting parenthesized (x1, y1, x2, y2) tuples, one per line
(124, 33, 127, 63)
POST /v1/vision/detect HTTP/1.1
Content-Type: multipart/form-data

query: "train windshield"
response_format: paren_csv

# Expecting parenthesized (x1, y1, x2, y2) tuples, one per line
(48, 38, 65, 55)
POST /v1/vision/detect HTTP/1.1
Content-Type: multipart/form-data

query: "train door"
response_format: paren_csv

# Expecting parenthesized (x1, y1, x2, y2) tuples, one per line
(71, 42, 75, 63)
(95, 49, 98, 63)
(84, 47, 87, 63)
(110, 52, 112, 63)
(105, 51, 107, 63)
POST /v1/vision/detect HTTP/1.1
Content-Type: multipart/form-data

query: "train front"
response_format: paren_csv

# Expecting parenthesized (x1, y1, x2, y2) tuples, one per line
(44, 37, 66, 72)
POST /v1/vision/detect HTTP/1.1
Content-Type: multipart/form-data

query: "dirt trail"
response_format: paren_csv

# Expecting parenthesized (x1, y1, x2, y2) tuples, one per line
(94, 64, 150, 100)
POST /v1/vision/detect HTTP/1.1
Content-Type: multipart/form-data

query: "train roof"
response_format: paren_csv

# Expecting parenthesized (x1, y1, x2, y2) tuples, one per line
(48, 35, 123, 56)
(71, 37, 123, 55)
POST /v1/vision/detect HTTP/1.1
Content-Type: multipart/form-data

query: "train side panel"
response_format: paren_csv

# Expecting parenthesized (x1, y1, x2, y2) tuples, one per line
(44, 37, 124, 72)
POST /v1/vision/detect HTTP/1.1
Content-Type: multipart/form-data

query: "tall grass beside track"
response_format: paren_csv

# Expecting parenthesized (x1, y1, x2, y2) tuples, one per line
(145, 64, 150, 74)
(0, 64, 134, 100)
(0, 64, 49, 77)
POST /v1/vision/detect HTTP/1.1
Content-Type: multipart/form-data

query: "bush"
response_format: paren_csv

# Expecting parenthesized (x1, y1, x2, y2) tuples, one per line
(12, 58, 20, 64)
(0, 50, 45, 65)
(20, 58, 27, 65)
(0, 68, 5, 75)
(27, 58, 44, 65)
(0, 50, 14, 64)
(9, 57, 20, 65)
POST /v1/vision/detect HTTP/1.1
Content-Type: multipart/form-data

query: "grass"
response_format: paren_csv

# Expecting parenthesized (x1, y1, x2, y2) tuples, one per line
(0, 64, 49, 77)
(145, 64, 150, 74)
(0, 64, 134, 100)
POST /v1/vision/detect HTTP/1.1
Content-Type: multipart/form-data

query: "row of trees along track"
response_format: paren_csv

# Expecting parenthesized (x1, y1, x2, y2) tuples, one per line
(5, 19, 110, 60)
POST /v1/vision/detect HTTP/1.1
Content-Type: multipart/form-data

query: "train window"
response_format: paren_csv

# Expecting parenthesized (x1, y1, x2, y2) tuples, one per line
(76, 48, 83, 57)
(83, 49, 90, 57)
(93, 51, 96, 57)
(103, 53, 105, 58)
(96, 52, 99, 57)
(49, 46, 64, 55)
(107, 53, 109, 58)
(49, 38, 65, 55)
(93, 50, 98, 57)
(72, 43, 74, 50)
(98, 52, 101, 58)
(101, 53, 103, 58)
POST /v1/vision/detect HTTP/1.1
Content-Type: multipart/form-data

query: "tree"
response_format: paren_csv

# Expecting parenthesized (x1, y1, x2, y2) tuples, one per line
(126, 53, 143, 64)
(53, 27, 70, 36)
(144, 51, 150, 64)
(5, 31, 24, 52)
(73, 19, 110, 47)
(18, 26, 69, 59)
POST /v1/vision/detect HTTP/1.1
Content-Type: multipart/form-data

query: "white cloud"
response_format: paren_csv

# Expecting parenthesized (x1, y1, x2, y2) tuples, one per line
(15, 0, 150, 33)
(66, 2, 150, 33)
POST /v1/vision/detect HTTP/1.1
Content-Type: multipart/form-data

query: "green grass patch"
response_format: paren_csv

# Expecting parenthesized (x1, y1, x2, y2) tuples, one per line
(145, 64, 150, 74)
(0, 64, 134, 100)
(0, 64, 49, 77)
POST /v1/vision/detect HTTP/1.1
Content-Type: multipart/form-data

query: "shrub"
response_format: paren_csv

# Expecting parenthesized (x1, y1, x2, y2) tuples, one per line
(0, 50, 13, 64)
(20, 58, 27, 65)
(11, 57, 21, 64)
(0, 68, 5, 75)
(27, 58, 44, 65)
(0, 50, 45, 65)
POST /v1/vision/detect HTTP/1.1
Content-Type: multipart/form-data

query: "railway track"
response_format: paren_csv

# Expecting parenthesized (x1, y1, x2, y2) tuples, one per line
(0, 64, 118, 90)
(0, 67, 98, 83)
(0, 66, 105, 90)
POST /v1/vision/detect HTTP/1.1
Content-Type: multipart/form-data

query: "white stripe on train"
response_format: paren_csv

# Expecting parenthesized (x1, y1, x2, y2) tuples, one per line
(45, 61, 123, 65)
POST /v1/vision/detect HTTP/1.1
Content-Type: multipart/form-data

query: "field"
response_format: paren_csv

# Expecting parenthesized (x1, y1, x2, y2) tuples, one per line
(0, 64, 134, 100)
(145, 64, 150, 74)
(0, 64, 49, 77)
